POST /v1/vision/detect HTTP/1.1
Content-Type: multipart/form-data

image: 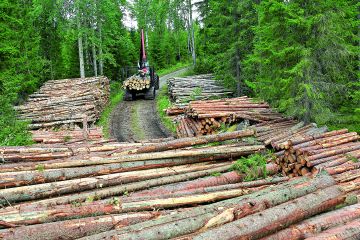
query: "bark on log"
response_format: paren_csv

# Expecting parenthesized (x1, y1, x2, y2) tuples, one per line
(0, 162, 232, 205)
(119, 129, 255, 155)
(193, 185, 346, 240)
(0, 164, 233, 208)
(0, 212, 162, 240)
(261, 203, 360, 240)
(304, 218, 360, 240)
(79, 174, 335, 240)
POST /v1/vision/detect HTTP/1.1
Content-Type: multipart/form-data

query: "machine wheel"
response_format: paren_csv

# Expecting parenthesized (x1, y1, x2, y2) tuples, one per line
(124, 89, 133, 101)
(144, 86, 155, 100)
(154, 74, 159, 90)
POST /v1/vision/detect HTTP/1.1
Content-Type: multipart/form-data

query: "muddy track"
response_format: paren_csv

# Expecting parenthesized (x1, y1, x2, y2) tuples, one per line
(110, 68, 188, 142)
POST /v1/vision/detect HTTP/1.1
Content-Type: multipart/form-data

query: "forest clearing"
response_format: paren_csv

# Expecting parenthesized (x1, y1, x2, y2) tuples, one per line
(0, 0, 359, 239)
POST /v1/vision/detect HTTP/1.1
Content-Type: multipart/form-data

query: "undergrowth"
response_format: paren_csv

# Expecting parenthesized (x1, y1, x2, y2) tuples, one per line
(156, 85, 177, 134)
(230, 152, 270, 181)
(97, 82, 124, 138)
(0, 99, 33, 146)
(130, 101, 146, 140)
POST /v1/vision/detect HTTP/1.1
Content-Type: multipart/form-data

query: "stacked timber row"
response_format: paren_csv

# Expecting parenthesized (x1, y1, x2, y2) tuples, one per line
(167, 75, 233, 103)
(1, 171, 359, 239)
(123, 74, 150, 90)
(272, 128, 360, 177)
(14, 76, 110, 129)
(31, 127, 104, 144)
(250, 118, 329, 148)
(1, 131, 360, 239)
(176, 96, 283, 137)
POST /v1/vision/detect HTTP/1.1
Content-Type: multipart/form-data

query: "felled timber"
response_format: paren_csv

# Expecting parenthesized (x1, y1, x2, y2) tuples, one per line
(167, 75, 233, 103)
(273, 128, 360, 177)
(123, 74, 150, 91)
(14, 76, 110, 130)
(262, 203, 360, 240)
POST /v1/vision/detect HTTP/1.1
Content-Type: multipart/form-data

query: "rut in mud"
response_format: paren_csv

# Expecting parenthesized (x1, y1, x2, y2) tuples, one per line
(110, 68, 188, 142)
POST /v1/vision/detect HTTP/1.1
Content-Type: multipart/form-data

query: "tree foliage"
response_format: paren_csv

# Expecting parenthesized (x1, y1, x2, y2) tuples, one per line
(197, 0, 359, 131)
(0, 0, 192, 145)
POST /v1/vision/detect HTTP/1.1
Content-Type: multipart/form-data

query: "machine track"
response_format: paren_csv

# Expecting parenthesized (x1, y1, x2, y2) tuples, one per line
(110, 68, 188, 142)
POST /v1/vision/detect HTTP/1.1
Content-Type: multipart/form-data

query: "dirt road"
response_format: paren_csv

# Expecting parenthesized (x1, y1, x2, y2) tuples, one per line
(110, 68, 188, 142)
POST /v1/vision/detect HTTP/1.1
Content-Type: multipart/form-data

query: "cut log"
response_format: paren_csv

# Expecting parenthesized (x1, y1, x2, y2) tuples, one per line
(80, 174, 335, 240)
(0, 162, 232, 205)
(0, 212, 162, 240)
(304, 218, 360, 240)
(192, 185, 346, 240)
(262, 202, 360, 240)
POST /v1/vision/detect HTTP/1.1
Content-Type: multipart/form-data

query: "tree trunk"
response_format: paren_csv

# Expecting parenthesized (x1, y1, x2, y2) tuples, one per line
(193, 185, 345, 240)
(92, 42, 97, 76)
(82, 174, 335, 240)
(305, 218, 360, 240)
(98, 21, 104, 75)
(2, 145, 264, 170)
(188, 0, 196, 65)
(3, 164, 232, 208)
(0, 212, 161, 240)
(121, 129, 254, 155)
(0, 162, 231, 205)
(77, 10, 85, 78)
(262, 203, 360, 240)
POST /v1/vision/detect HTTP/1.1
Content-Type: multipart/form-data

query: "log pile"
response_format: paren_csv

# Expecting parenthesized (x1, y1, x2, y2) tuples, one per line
(250, 118, 330, 148)
(123, 74, 150, 91)
(0, 131, 360, 239)
(272, 128, 360, 177)
(167, 75, 233, 103)
(175, 97, 284, 137)
(0, 130, 282, 240)
(31, 127, 104, 144)
(14, 77, 110, 130)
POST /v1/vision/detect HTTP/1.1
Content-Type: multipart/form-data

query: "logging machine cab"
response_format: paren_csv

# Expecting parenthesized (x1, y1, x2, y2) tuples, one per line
(124, 29, 159, 101)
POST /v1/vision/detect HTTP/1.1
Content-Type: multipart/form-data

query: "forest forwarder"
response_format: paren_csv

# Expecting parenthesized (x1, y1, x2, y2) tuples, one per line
(123, 29, 159, 101)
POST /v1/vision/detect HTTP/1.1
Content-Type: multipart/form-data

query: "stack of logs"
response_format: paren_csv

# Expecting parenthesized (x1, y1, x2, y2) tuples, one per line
(123, 75, 150, 91)
(31, 127, 104, 144)
(15, 77, 110, 130)
(1, 136, 360, 240)
(273, 129, 360, 177)
(176, 97, 283, 137)
(167, 75, 233, 103)
(249, 118, 360, 177)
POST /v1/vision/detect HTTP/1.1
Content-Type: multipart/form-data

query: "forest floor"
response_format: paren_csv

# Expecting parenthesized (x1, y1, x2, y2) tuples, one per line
(109, 68, 188, 142)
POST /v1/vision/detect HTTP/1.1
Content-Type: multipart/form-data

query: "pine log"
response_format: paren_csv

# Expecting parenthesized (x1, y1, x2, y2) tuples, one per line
(0, 162, 231, 205)
(116, 129, 255, 155)
(262, 203, 360, 240)
(304, 218, 360, 240)
(0, 164, 232, 208)
(80, 174, 335, 240)
(193, 185, 346, 240)
(0, 212, 162, 240)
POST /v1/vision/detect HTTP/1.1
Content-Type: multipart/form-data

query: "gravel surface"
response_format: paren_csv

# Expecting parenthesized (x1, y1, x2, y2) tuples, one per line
(110, 68, 189, 142)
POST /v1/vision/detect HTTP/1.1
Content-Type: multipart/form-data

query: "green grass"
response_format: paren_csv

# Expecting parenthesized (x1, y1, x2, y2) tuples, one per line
(230, 153, 268, 181)
(97, 82, 124, 138)
(130, 101, 146, 140)
(157, 62, 191, 77)
(0, 111, 34, 146)
(156, 85, 177, 134)
(210, 172, 222, 177)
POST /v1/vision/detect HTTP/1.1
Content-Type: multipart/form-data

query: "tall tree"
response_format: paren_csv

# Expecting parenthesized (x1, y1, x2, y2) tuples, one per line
(246, 0, 358, 123)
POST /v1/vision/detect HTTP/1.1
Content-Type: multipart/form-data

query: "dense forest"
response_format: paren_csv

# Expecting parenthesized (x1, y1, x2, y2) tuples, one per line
(0, 0, 359, 145)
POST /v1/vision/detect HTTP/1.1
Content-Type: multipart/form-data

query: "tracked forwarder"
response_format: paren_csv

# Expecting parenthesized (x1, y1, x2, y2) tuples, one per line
(123, 29, 159, 100)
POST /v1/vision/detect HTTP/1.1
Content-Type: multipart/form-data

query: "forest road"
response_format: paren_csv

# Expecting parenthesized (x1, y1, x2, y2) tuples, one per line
(110, 67, 189, 142)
